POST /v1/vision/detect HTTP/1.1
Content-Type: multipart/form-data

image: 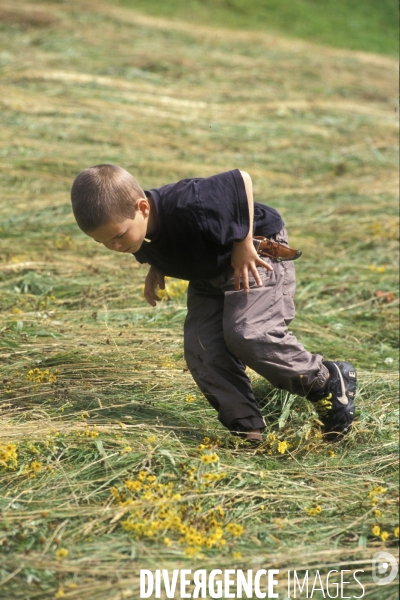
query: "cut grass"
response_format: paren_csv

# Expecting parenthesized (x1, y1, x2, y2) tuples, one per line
(0, 1, 398, 598)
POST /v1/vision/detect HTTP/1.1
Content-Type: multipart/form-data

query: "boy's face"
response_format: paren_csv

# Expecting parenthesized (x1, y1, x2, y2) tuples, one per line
(88, 198, 150, 254)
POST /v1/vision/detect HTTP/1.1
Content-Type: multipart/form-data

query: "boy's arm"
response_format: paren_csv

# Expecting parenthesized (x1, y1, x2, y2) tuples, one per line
(231, 171, 273, 293)
(144, 265, 165, 307)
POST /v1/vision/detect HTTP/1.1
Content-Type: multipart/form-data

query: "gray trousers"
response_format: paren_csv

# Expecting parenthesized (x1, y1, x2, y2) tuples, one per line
(183, 228, 329, 433)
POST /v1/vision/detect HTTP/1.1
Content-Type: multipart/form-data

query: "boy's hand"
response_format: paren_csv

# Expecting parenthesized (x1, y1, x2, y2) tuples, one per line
(231, 239, 273, 293)
(144, 266, 165, 306)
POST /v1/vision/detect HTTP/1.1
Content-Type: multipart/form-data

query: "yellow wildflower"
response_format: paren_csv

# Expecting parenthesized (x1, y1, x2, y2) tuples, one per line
(381, 531, 389, 542)
(373, 486, 387, 495)
(201, 455, 212, 464)
(373, 509, 381, 517)
(120, 446, 132, 455)
(125, 479, 142, 492)
(164, 537, 172, 547)
(372, 525, 381, 537)
(277, 441, 288, 454)
(0, 443, 18, 470)
(307, 506, 322, 516)
(26, 368, 57, 384)
(110, 487, 120, 500)
(394, 527, 399, 538)
(160, 356, 174, 369)
(55, 548, 68, 560)
(226, 523, 244, 537)
(232, 552, 242, 559)
(30, 461, 42, 473)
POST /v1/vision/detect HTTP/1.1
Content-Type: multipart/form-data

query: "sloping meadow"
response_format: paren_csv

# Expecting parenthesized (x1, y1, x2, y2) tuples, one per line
(0, 1, 398, 598)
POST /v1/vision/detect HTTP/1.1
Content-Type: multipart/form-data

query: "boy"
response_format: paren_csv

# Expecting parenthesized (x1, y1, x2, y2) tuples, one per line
(71, 164, 356, 444)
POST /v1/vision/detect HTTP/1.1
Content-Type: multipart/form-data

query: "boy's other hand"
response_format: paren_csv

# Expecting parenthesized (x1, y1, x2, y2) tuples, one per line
(144, 266, 165, 306)
(231, 239, 273, 293)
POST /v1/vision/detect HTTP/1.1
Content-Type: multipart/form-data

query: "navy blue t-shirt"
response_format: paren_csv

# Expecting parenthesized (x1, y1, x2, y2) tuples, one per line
(133, 169, 283, 280)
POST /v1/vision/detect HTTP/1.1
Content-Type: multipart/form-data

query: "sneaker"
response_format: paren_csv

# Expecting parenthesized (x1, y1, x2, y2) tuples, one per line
(310, 361, 357, 440)
(230, 428, 263, 447)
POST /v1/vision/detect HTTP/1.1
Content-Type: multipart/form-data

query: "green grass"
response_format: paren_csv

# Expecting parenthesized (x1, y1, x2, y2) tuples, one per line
(0, 1, 399, 598)
(112, 0, 399, 56)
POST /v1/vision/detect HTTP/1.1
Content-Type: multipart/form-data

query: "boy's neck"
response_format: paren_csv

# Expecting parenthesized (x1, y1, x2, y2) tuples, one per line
(145, 193, 159, 238)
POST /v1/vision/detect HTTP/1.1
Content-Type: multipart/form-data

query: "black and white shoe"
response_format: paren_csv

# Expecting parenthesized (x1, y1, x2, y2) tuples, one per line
(310, 361, 357, 440)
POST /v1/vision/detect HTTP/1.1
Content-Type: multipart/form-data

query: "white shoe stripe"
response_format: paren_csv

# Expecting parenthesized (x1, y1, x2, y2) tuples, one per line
(334, 363, 349, 406)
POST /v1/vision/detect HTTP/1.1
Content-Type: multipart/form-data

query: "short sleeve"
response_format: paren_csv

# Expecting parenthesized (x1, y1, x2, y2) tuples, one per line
(197, 169, 250, 246)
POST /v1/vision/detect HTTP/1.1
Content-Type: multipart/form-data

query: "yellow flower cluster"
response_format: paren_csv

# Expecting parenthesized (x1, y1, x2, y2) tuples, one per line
(200, 453, 219, 464)
(55, 547, 69, 560)
(225, 523, 244, 537)
(158, 278, 188, 300)
(0, 443, 18, 470)
(277, 441, 288, 454)
(26, 368, 57, 384)
(371, 524, 391, 542)
(368, 486, 387, 506)
(22, 460, 43, 478)
(55, 235, 73, 250)
(370, 221, 399, 240)
(159, 355, 175, 369)
(112, 463, 243, 555)
(307, 505, 322, 516)
(202, 472, 227, 482)
(79, 425, 99, 438)
(39, 294, 56, 309)
(266, 433, 291, 455)
(369, 264, 386, 273)
(185, 394, 196, 403)
(125, 479, 143, 492)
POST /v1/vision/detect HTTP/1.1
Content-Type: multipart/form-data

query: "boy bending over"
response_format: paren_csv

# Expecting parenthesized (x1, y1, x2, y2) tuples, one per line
(71, 165, 356, 444)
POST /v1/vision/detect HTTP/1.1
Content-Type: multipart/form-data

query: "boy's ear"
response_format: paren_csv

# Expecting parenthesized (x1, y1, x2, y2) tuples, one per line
(136, 197, 150, 216)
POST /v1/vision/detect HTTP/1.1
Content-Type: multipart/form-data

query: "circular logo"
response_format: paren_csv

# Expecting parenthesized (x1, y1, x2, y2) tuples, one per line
(372, 552, 398, 586)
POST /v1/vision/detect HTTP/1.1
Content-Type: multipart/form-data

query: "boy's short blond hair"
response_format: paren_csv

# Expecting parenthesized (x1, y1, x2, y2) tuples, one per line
(71, 164, 144, 232)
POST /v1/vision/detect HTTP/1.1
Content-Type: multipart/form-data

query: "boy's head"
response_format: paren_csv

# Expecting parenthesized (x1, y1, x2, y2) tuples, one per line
(71, 164, 152, 254)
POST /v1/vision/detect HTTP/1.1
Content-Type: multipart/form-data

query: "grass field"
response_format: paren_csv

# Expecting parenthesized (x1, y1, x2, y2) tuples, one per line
(112, 0, 399, 57)
(0, 0, 399, 598)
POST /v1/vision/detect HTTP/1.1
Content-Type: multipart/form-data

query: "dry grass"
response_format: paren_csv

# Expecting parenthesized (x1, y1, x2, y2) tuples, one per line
(0, 0, 398, 598)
